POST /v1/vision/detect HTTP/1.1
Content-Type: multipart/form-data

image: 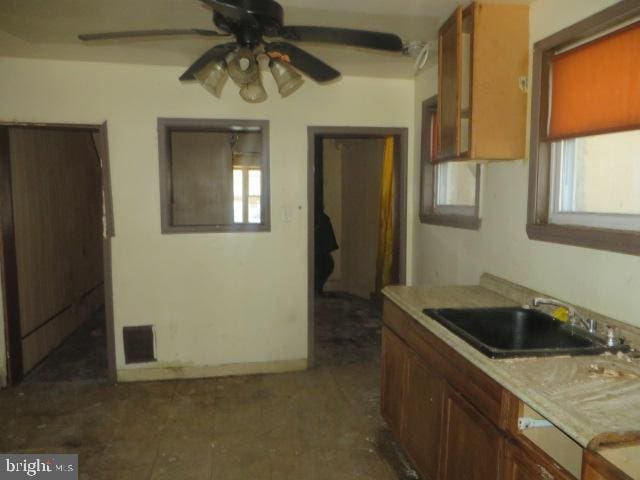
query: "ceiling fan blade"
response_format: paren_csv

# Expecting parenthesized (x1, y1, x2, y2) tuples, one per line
(78, 29, 227, 41)
(180, 42, 238, 81)
(278, 26, 403, 52)
(265, 42, 340, 83)
(199, 0, 259, 28)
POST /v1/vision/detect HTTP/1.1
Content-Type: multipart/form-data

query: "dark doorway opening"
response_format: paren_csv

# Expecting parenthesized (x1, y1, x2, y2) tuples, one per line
(307, 127, 408, 367)
(0, 123, 116, 385)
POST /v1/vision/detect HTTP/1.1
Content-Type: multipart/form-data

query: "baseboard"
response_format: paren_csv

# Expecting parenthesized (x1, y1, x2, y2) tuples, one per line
(116, 357, 308, 383)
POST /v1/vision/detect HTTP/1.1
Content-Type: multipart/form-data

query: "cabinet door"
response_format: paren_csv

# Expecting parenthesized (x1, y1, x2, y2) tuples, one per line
(403, 351, 445, 480)
(381, 326, 407, 438)
(437, 6, 462, 158)
(503, 440, 575, 480)
(439, 387, 503, 480)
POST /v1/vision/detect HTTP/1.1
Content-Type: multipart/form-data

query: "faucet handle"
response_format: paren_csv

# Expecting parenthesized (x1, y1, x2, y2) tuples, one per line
(605, 326, 620, 347)
(586, 318, 598, 334)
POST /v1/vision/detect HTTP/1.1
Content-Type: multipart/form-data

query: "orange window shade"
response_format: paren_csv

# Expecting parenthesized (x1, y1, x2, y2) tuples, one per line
(548, 21, 640, 140)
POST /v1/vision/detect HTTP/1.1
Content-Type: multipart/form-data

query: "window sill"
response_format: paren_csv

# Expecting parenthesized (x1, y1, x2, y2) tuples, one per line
(420, 213, 481, 231)
(161, 223, 270, 234)
(526, 223, 640, 256)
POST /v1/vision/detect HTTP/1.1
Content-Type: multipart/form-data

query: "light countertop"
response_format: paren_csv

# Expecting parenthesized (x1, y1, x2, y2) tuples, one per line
(382, 277, 640, 454)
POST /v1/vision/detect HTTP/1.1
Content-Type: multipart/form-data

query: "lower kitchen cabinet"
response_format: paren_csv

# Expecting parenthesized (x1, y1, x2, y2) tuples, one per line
(403, 350, 445, 480)
(440, 386, 504, 480)
(381, 298, 632, 480)
(381, 325, 407, 434)
(581, 451, 633, 480)
(503, 439, 575, 480)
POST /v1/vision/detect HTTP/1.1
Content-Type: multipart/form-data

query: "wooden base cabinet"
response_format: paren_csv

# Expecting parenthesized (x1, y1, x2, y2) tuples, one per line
(581, 451, 633, 480)
(403, 350, 445, 480)
(381, 325, 408, 435)
(503, 439, 575, 480)
(439, 387, 503, 480)
(381, 299, 632, 480)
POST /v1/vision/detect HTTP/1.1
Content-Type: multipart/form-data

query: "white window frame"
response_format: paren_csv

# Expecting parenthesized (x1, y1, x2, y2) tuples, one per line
(433, 162, 479, 217)
(548, 139, 640, 232)
(233, 166, 262, 224)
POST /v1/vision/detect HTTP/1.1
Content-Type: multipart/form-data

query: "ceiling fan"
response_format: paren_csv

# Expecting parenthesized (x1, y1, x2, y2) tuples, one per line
(78, 0, 404, 102)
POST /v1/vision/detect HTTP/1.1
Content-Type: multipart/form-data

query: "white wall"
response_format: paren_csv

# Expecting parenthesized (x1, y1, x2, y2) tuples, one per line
(411, 0, 640, 328)
(0, 57, 414, 381)
(341, 139, 385, 298)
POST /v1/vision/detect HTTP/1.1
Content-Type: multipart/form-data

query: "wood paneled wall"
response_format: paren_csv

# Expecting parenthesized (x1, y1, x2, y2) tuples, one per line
(170, 131, 234, 226)
(9, 128, 104, 373)
(321, 138, 386, 298)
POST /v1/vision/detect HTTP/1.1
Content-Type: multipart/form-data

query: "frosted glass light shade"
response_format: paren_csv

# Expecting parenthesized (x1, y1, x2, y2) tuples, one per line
(239, 74, 267, 103)
(269, 60, 304, 97)
(227, 48, 259, 86)
(194, 61, 228, 98)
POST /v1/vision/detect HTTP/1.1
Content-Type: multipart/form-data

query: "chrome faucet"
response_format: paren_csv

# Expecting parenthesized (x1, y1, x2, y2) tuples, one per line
(531, 297, 597, 334)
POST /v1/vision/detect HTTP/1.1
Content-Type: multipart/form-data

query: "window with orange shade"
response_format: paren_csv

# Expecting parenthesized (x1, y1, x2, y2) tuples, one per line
(527, 3, 640, 256)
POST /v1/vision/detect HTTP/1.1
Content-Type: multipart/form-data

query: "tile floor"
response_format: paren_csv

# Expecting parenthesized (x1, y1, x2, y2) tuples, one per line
(0, 293, 416, 479)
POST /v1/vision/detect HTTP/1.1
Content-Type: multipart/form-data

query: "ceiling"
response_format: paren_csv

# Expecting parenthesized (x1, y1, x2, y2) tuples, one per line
(0, 0, 531, 79)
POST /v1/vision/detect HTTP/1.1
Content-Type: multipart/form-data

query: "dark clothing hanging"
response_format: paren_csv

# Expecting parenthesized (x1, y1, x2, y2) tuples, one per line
(315, 210, 338, 294)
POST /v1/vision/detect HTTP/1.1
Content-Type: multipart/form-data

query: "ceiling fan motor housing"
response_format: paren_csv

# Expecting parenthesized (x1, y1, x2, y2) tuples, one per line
(213, 0, 284, 42)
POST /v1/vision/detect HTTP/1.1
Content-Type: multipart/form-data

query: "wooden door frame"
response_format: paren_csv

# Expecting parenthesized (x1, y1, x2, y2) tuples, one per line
(307, 126, 409, 368)
(0, 122, 117, 385)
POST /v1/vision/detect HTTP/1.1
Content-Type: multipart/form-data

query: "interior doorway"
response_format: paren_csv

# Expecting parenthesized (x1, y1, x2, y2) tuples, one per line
(307, 127, 408, 367)
(0, 123, 116, 385)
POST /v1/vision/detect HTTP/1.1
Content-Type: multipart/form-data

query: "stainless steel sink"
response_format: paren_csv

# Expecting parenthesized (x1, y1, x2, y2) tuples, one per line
(423, 307, 630, 359)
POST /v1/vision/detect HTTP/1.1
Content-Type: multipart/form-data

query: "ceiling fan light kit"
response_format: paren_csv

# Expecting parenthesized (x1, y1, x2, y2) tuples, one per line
(78, 0, 406, 103)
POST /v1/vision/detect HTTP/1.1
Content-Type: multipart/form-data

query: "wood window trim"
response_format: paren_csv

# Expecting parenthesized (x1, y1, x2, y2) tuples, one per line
(419, 97, 481, 230)
(527, 0, 640, 256)
(158, 118, 270, 234)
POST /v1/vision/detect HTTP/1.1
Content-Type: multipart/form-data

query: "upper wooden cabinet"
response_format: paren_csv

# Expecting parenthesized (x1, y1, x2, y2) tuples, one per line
(436, 3, 529, 162)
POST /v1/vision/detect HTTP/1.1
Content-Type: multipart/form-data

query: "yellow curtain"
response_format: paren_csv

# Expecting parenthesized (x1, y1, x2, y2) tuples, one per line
(375, 136, 395, 292)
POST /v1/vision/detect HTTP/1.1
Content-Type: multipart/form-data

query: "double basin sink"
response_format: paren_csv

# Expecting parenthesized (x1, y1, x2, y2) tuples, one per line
(423, 307, 630, 359)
